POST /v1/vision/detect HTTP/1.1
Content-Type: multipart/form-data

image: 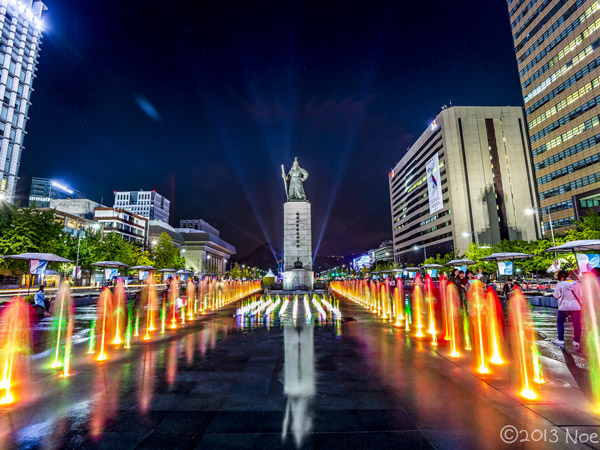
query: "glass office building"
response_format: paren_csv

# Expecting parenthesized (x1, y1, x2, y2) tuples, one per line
(29, 176, 86, 207)
(0, 1, 46, 202)
(507, 0, 600, 231)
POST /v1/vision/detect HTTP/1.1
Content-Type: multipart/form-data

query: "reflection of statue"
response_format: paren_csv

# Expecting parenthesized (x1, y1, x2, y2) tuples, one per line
(282, 324, 315, 448)
(281, 157, 309, 201)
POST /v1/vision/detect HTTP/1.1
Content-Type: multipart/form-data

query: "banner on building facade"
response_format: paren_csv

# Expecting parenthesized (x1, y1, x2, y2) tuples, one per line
(426, 153, 443, 214)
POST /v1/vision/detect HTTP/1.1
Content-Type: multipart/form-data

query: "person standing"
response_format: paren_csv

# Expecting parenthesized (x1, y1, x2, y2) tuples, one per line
(449, 269, 460, 287)
(502, 280, 513, 299)
(33, 286, 47, 319)
(466, 271, 475, 285)
(552, 271, 582, 352)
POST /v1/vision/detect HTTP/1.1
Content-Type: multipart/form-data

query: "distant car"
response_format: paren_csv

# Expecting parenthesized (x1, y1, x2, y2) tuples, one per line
(521, 279, 538, 290)
(537, 280, 558, 291)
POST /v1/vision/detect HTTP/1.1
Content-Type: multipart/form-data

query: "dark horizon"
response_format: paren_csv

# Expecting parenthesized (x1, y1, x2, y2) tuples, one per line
(15, 0, 524, 263)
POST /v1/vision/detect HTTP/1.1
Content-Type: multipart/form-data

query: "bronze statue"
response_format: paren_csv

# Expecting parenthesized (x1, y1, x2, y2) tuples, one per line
(281, 157, 309, 201)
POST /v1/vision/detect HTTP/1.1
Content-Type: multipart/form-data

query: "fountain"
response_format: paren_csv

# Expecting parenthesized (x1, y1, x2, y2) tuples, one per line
(169, 279, 179, 329)
(508, 288, 543, 399)
(411, 276, 425, 338)
(0, 297, 32, 404)
(187, 280, 196, 320)
(424, 275, 438, 346)
(446, 282, 462, 358)
(467, 281, 490, 374)
(485, 287, 505, 365)
(112, 280, 125, 345)
(439, 275, 450, 341)
(142, 279, 157, 341)
(393, 282, 404, 326)
(95, 288, 114, 362)
(50, 281, 74, 377)
(581, 273, 600, 412)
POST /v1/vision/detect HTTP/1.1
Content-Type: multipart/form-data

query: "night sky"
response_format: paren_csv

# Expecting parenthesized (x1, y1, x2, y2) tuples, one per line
(15, 0, 523, 263)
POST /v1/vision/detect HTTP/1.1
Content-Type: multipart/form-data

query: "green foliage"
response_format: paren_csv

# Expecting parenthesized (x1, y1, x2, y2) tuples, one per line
(423, 252, 456, 273)
(563, 211, 600, 241)
(372, 260, 396, 272)
(152, 233, 185, 270)
(496, 238, 555, 274)
(423, 212, 600, 276)
(0, 205, 66, 274)
(230, 262, 242, 279)
(463, 243, 496, 274)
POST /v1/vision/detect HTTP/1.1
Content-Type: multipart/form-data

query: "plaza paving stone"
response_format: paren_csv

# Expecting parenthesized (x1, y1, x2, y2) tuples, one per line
(0, 297, 597, 449)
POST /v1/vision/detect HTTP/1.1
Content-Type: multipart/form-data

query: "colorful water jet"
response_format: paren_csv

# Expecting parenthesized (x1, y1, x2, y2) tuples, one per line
(187, 280, 196, 321)
(446, 282, 461, 358)
(0, 297, 32, 404)
(582, 272, 600, 412)
(112, 280, 125, 345)
(485, 287, 505, 365)
(424, 275, 438, 346)
(50, 282, 74, 376)
(467, 281, 490, 374)
(394, 283, 404, 326)
(508, 288, 542, 399)
(169, 279, 179, 329)
(95, 288, 114, 361)
(143, 280, 157, 341)
(412, 277, 425, 338)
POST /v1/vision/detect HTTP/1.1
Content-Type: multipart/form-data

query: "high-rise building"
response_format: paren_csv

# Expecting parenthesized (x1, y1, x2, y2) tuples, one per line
(0, 2, 46, 202)
(372, 240, 394, 264)
(113, 190, 170, 223)
(389, 106, 540, 264)
(94, 207, 148, 245)
(179, 219, 219, 236)
(29, 177, 86, 207)
(507, 0, 600, 232)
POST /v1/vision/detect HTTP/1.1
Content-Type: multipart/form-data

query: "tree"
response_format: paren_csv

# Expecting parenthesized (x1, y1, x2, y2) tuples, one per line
(496, 238, 555, 275)
(75, 229, 103, 283)
(563, 211, 600, 241)
(131, 246, 153, 267)
(423, 252, 456, 274)
(0, 205, 66, 275)
(464, 243, 497, 275)
(152, 232, 185, 270)
(230, 262, 242, 279)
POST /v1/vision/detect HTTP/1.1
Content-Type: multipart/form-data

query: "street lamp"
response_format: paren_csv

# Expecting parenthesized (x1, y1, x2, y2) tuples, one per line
(462, 231, 479, 246)
(413, 244, 426, 261)
(525, 207, 556, 248)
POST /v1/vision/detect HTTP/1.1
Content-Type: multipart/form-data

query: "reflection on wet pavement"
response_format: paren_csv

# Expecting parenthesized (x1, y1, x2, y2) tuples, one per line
(0, 293, 597, 449)
(282, 321, 315, 447)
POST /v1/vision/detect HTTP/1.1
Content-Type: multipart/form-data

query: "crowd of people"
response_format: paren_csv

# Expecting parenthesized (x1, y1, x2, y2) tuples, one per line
(444, 268, 583, 353)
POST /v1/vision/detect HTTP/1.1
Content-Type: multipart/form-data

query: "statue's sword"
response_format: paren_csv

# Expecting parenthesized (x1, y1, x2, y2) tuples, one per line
(281, 164, 289, 199)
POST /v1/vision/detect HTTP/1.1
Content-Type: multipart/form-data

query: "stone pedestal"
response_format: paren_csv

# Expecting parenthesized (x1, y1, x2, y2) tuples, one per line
(282, 269, 314, 291)
(283, 200, 313, 290)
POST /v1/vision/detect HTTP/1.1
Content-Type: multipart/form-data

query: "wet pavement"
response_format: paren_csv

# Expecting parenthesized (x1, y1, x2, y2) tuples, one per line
(0, 296, 599, 449)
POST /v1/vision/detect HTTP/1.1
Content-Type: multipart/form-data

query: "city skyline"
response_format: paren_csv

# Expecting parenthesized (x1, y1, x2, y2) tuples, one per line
(16, 0, 524, 259)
